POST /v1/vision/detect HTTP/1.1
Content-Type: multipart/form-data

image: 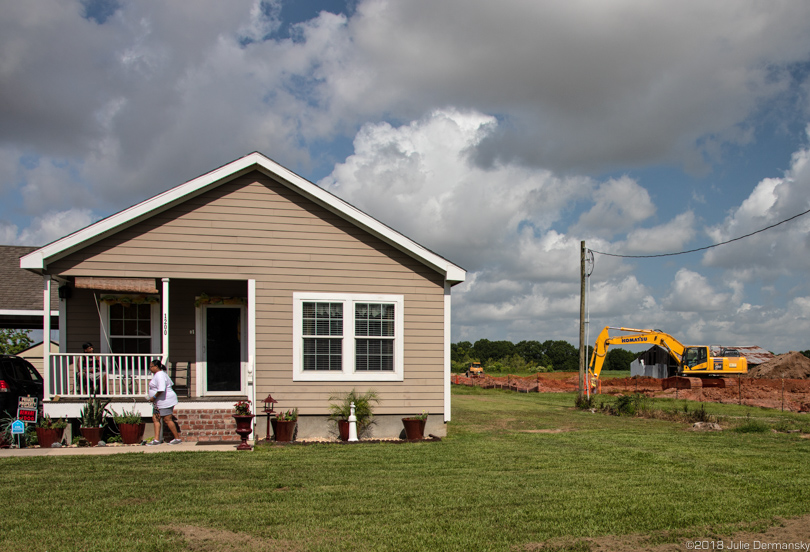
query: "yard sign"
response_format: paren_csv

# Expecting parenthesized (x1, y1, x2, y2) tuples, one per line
(17, 396, 38, 424)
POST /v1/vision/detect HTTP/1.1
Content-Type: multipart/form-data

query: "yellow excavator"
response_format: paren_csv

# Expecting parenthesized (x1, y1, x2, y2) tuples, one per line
(588, 326, 748, 391)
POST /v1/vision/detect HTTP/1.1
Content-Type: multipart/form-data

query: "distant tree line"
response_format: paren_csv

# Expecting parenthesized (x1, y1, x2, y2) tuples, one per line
(451, 338, 638, 373)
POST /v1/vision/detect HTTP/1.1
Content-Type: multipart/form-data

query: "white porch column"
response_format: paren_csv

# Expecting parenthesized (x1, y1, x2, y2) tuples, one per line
(42, 275, 52, 400)
(248, 279, 256, 438)
(443, 281, 451, 423)
(161, 278, 169, 365)
(58, 286, 66, 354)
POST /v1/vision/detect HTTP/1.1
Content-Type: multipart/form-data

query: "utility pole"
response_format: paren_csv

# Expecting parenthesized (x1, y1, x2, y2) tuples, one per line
(578, 240, 585, 399)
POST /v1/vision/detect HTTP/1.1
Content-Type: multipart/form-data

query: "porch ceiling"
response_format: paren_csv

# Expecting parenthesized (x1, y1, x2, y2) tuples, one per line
(0, 313, 59, 330)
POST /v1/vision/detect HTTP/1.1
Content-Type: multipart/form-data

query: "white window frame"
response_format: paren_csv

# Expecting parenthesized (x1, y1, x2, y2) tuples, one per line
(99, 299, 161, 354)
(292, 292, 404, 382)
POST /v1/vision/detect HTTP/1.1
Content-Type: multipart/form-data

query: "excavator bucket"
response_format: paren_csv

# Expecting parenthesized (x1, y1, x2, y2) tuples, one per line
(662, 377, 704, 390)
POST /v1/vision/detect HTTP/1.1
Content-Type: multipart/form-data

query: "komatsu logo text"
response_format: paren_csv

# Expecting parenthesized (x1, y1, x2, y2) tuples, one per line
(621, 337, 649, 343)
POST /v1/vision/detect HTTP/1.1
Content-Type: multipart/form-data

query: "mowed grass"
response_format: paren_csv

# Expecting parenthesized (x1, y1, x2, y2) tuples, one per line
(2, 388, 810, 552)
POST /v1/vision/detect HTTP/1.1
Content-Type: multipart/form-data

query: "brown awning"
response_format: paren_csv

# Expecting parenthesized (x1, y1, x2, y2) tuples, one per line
(74, 277, 158, 294)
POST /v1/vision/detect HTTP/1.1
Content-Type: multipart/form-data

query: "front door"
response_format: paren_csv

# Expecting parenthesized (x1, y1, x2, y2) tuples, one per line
(201, 305, 245, 394)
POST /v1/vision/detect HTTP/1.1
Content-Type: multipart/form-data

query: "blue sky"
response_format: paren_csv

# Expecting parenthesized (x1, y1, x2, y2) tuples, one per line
(2, 0, 810, 352)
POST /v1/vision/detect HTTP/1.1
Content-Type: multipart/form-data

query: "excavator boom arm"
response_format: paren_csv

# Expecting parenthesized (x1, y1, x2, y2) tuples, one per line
(589, 327, 685, 384)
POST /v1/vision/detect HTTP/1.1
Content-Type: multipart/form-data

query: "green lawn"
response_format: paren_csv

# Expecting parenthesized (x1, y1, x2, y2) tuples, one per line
(2, 388, 809, 552)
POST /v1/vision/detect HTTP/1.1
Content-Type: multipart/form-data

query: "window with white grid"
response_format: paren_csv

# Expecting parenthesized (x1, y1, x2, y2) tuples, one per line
(293, 293, 404, 382)
(354, 303, 395, 371)
(302, 302, 343, 371)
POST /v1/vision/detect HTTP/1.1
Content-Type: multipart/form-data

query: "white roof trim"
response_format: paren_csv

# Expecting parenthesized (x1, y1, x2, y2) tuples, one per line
(21, 152, 466, 283)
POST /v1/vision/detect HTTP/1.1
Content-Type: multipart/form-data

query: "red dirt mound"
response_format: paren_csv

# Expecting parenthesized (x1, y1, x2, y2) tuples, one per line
(747, 351, 810, 379)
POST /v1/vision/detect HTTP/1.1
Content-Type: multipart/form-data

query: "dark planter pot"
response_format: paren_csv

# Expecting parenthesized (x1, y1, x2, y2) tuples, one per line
(119, 422, 145, 445)
(80, 427, 104, 446)
(233, 415, 255, 450)
(337, 419, 350, 441)
(274, 419, 296, 442)
(402, 418, 426, 441)
(35, 427, 64, 448)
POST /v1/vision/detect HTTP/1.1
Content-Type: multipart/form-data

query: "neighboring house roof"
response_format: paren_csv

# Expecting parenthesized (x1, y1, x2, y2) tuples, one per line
(710, 345, 775, 366)
(0, 245, 59, 329)
(21, 152, 466, 284)
(639, 344, 775, 367)
(16, 340, 60, 356)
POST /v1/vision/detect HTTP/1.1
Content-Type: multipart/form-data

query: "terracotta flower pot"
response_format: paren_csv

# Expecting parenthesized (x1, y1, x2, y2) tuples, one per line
(337, 419, 350, 441)
(80, 427, 104, 446)
(274, 419, 296, 442)
(402, 418, 426, 440)
(119, 422, 145, 445)
(36, 427, 64, 448)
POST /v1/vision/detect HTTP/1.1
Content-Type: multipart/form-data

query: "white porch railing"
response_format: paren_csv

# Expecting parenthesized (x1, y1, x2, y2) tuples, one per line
(48, 353, 153, 398)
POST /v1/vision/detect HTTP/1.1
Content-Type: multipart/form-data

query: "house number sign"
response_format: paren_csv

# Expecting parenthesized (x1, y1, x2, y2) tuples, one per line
(163, 313, 168, 336)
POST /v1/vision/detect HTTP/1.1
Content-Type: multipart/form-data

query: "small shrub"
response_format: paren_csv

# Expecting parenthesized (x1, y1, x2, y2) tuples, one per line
(734, 415, 770, 433)
(25, 427, 37, 446)
(770, 418, 809, 434)
(328, 389, 379, 437)
(614, 394, 636, 416)
(110, 408, 142, 425)
(631, 393, 652, 415)
(683, 403, 714, 424)
(575, 394, 594, 410)
(38, 415, 68, 429)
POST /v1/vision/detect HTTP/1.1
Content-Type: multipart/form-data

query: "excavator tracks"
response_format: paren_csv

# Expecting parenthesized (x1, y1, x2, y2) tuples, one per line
(662, 377, 704, 390)
(662, 377, 737, 390)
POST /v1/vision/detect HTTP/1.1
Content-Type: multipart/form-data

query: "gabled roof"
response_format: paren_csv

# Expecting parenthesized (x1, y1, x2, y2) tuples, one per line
(0, 245, 59, 329)
(21, 152, 466, 284)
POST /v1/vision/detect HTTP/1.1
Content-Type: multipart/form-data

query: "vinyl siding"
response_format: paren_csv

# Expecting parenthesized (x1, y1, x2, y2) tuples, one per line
(50, 171, 447, 415)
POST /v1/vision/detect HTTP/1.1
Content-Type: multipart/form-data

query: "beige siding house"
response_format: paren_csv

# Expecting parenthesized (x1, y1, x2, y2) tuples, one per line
(21, 153, 465, 441)
(17, 341, 60, 374)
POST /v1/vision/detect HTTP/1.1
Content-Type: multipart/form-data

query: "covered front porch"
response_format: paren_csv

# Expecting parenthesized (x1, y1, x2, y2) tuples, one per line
(39, 276, 257, 441)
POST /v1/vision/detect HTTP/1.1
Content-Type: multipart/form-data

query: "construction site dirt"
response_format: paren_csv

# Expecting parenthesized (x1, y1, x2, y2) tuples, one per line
(453, 352, 810, 413)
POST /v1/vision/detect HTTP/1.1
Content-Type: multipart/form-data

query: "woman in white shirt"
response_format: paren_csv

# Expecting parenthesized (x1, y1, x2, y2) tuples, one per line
(147, 359, 182, 445)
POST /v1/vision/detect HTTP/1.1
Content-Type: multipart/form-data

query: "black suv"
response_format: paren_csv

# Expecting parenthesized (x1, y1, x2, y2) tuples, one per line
(0, 355, 44, 417)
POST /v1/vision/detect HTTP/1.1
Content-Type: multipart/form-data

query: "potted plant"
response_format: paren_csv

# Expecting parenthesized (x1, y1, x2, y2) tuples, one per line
(232, 400, 254, 451)
(111, 408, 145, 445)
(402, 411, 428, 441)
(0, 410, 14, 448)
(274, 408, 298, 442)
(328, 389, 379, 440)
(79, 395, 111, 446)
(36, 415, 68, 448)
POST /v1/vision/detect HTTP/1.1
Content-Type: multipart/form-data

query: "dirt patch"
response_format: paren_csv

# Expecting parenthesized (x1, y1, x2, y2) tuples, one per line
(169, 525, 302, 552)
(518, 514, 810, 552)
(455, 371, 810, 412)
(748, 351, 810, 379)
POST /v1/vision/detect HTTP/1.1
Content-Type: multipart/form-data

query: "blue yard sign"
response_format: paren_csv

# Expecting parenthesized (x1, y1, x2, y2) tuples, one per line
(11, 420, 25, 435)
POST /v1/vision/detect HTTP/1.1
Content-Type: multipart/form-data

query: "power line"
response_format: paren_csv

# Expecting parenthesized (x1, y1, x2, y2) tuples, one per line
(589, 206, 810, 259)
